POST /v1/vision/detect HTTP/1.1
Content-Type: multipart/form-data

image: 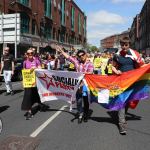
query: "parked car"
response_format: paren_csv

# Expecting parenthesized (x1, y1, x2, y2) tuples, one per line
(12, 58, 23, 81)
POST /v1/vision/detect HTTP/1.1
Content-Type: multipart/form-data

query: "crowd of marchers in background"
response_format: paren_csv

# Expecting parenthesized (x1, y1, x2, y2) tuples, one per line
(0, 37, 150, 134)
(1, 46, 150, 85)
(22, 47, 150, 75)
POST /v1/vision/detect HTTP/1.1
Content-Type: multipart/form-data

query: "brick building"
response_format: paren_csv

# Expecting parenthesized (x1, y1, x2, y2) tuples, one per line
(130, 0, 150, 55)
(101, 34, 118, 50)
(101, 30, 130, 52)
(130, 15, 140, 50)
(0, 0, 87, 57)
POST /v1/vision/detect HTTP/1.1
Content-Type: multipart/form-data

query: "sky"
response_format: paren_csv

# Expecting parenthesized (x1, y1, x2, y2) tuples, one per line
(74, 0, 146, 47)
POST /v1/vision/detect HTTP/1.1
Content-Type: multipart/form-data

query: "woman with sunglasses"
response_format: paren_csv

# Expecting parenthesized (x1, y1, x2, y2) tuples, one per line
(21, 49, 49, 120)
(113, 37, 145, 135)
(54, 44, 94, 123)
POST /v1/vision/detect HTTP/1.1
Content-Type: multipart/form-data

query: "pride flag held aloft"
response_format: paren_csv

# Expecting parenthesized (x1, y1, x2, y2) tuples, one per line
(85, 64, 150, 110)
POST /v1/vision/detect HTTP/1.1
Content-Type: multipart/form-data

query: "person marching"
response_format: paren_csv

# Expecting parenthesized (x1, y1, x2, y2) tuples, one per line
(0, 47, 14, 95)
(54, 45, 94, 123)
(112, 37, 145, 135)
(93, 54, 101, 74)
(21, 49, 49, 120)
(105, 58, 113, 75)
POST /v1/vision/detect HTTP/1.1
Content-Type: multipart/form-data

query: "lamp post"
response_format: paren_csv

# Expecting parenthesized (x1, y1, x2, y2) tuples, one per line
(3, 0, 5, 14)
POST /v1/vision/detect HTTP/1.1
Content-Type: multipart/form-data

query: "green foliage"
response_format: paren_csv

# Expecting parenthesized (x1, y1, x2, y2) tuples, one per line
(85, 43, 99, 52)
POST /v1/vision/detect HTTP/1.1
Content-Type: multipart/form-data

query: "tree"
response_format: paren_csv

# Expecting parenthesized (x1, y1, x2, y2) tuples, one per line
(90, 46, 99, 52)
(84, 43, 99, 53)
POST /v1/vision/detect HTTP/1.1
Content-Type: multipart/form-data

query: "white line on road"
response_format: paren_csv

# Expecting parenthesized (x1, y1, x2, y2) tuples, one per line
(30, 105, 67, 137)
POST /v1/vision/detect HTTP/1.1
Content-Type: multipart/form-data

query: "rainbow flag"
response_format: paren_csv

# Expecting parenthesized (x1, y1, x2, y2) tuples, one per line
(85, 64, 150, 110)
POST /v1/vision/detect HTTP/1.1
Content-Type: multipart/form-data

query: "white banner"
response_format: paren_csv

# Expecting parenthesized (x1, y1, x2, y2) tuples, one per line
(35, 69, 84, 103)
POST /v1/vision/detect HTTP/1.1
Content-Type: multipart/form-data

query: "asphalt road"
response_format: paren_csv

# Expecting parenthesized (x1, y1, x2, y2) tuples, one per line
(0, 81, 150, 150)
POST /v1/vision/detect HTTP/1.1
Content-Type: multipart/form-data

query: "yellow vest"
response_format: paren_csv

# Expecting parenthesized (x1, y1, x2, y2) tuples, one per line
(107, 64, 113, 74)
(94, 58, 101, 69)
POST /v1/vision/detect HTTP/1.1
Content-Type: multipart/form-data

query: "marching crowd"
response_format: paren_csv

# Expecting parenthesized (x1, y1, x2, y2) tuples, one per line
(0, 36, 150, 135)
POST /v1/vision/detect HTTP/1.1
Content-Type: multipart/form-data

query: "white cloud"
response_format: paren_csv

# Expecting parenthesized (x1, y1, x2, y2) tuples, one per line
(87, 28, 122, 47)
(112, 0, 145, 3)
(88, 10, 126, 27)
(75, 0, 145, 47)
(86, 10, 126, 46)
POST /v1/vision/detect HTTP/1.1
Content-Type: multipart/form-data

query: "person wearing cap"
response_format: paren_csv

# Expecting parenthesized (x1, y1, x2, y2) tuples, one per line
(0, 47, 15, 96)
(55, 45, 94, 123)
(112, 36, 145, 135)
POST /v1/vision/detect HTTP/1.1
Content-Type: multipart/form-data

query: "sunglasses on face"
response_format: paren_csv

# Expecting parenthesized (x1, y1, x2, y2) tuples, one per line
(120, 43, 129, 47)
(27, 52, 33, 56)
(78, 53, 85, 58)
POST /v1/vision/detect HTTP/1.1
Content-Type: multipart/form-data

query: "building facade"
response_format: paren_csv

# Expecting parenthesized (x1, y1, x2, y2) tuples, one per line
(130, 15, 140, 50)
(130, 0, 150, 55)
(101, 30, 130, 52)
(0, 0, 87, 57)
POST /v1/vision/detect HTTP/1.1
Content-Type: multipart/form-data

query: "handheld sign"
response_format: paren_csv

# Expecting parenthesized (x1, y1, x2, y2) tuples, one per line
(22, 69, 36, 88)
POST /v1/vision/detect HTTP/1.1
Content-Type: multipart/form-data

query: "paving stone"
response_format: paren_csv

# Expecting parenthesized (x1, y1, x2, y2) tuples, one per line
(0, 135, 40, 150)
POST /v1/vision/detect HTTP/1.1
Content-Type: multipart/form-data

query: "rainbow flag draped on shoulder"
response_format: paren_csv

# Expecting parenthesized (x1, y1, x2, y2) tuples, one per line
(84, 64, 150, 110)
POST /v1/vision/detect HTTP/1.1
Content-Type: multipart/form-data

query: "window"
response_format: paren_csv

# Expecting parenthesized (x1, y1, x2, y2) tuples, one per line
(45, 27, 52, 40)
(78, 14, 81, 34)
(70, 36, 75, 44)
(61, 0, 65, 26)
(32, 20, 36, 35)
(53, 28, 56, 40)
(83, 18, 86, 36)
(21, 13, 30, 33)
(60, 32, 65, 43)
(71, 7, 75, 31)
(19, 0, 29, 6)
(44, 0, 52, 18)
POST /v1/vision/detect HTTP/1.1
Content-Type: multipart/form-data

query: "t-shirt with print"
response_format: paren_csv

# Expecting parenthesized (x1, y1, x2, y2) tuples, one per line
(23, 59, 41, 69)
(1, 54, 14, 70)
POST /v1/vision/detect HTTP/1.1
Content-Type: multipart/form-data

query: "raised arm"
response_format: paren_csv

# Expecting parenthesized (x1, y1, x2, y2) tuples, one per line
(51, 44, 69, 59)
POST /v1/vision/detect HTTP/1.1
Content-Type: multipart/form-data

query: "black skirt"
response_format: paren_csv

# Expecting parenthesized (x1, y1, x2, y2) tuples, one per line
(21, 87, 41, 110)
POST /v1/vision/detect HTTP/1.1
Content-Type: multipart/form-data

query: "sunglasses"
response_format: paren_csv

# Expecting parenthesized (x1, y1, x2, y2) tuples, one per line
(78, 53, 85, 58)
(27, 52, 33, 55)
(120, 43, 129, 47)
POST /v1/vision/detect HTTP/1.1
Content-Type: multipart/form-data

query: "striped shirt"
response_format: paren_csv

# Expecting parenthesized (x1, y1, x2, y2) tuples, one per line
(68, 56, 94, 73)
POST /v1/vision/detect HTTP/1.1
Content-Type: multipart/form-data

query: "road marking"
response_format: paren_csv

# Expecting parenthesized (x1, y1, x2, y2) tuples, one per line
(0, 82, 22, 90)
(30, 105, 67, 137)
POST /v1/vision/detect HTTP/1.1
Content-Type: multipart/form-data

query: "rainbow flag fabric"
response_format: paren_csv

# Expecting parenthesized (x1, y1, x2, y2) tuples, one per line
(85, 64, 150, 110)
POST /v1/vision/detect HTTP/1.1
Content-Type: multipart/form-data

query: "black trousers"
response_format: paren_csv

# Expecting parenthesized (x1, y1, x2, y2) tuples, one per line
(83, 96, 89, 117)
(21, 87, 41, 110)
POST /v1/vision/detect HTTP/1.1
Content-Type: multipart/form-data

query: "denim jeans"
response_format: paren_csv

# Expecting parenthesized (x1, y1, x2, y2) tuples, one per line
(60, 64, 65, 70)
